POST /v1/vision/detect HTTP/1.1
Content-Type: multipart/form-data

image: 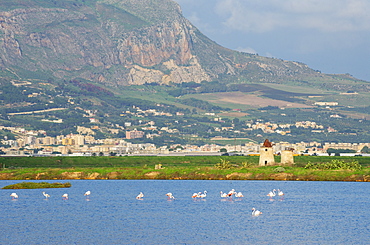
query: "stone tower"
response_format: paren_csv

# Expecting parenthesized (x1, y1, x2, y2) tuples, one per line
(259, 139, 275, 166)
(281, 148, 294, 165)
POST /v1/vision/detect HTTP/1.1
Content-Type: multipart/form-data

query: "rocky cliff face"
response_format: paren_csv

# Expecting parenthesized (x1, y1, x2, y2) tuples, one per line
(0, 0, 362, 88)
(0, 0, 215, 85)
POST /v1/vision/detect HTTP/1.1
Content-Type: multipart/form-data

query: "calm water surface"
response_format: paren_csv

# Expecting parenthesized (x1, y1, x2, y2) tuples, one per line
(1, 180, 369, 244)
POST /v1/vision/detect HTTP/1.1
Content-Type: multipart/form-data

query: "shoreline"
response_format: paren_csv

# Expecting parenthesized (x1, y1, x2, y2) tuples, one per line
(1, 169, 369, 182)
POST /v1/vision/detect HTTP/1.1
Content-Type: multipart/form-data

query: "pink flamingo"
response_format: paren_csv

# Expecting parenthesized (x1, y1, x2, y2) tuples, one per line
(166, 193, 175, 199)
(220, 191, 228, 198)
(267, 189, 276, 198)
(252, 208, 262, 216)
(235, 192, 244, 197)
(199, 191, 207, 198)
(136, 192, 144, 199)
(192, 192, 201, 198)
(10, 193, 18, 199)
(227, 189, 236, 197)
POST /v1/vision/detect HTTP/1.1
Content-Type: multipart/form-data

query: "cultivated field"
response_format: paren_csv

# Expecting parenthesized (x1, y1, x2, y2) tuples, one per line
(206, 92, 311, 108)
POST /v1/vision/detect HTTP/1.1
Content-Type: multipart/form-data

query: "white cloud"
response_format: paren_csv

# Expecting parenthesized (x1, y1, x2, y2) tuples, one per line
(186, 11, 201, 26)
(236, 46, 257, 54)
(215, 0, 370, 33)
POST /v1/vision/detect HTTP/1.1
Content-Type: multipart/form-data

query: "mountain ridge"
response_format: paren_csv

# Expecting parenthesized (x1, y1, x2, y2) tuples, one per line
(0, 0, 367, 90)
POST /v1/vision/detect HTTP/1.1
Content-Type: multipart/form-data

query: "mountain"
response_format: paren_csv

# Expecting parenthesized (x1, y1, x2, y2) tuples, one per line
(1, 0, 370, 145)
(0, 0, 368, 90)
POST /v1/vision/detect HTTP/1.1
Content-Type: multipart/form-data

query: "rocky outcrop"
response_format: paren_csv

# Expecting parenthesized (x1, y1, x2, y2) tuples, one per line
(61, 172, 83, 179)
(0, 1, 214, 85)
(86, 172, 100, 180)
(0, 172, 14, 180)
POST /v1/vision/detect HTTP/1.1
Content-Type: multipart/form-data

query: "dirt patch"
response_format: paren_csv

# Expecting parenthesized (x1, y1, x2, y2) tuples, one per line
(145, 171, 161, 179)
(106, 172, 120, 179)
(208, 92, 311, 108)
(219, 112, 249, 117)
(269, 173, 295, 180)
(226, 172, 253, 179)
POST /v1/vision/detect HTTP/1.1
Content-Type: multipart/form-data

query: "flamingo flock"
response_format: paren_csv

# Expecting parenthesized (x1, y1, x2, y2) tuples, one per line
(267, 188, 284, 198)
(219, 189, 244, 198)
(133, 188, 277, 217)
(8, 191, 91, 200)
(8, 187, 286, 217)
(192, 191, 207, 199)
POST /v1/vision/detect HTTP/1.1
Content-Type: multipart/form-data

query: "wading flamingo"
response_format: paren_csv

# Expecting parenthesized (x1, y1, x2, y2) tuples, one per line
(84, 191, 91, 197)
(136, 192, 144, 199)
(252, 208, 262, 216)
(192, 192, 201, 198)
(220, 191, 228, 198)
(235, 192, 244, 197)
(199, 191, 207, 198)
(228, 189, 236, 197)
(277, 189, 284, 196)
(166, 193, 175, 199)
(10, 193, 18, 199)
(267, 189, 276, 198)
(62, 193, 69, 200)
(42, 191, 50, 199)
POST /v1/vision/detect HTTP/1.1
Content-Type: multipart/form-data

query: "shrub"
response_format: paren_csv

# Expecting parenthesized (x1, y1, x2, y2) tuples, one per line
(215, 158, 232, 169)
(304, 160, 362, 171)
(273, 167, 286, 172)
(240, 161, 253, 168)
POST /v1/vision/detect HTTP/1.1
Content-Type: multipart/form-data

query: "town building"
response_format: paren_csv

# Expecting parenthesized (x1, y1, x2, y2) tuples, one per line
(126, 129, 144, 139)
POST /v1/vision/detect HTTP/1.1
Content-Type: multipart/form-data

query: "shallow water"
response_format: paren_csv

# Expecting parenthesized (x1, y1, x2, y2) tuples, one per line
(1, 180, 369, 244)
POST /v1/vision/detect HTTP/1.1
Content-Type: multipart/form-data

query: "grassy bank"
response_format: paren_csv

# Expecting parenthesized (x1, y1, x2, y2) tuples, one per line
(0, 155, 370, 181)
(2, 182, 71, 189)
(1, 155, 370, 168)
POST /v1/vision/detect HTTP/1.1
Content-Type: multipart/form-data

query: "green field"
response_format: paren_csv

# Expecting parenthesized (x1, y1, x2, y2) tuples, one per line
(1, 156, 369, 182)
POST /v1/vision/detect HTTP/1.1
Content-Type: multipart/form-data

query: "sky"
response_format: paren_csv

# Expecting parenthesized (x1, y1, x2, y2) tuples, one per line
(174, 0, 370, 82)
